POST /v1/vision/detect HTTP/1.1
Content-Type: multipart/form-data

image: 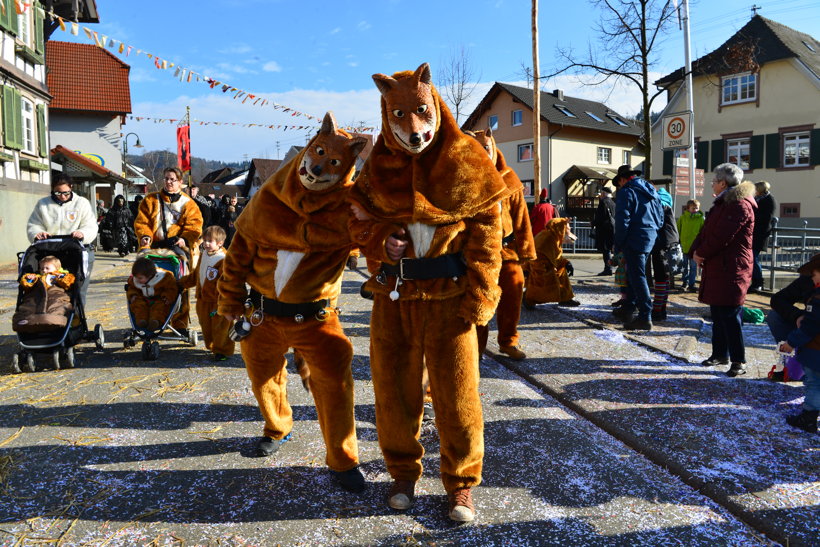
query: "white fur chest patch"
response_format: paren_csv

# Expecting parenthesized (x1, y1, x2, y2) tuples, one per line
(274, 250, 305, 298)
(407, 222, 436, 258)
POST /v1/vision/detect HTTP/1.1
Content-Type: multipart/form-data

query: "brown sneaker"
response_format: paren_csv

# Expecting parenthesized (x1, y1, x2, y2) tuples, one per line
(499, 345, 526, 360)
(448, 487, 475, 522)
(387, 480, 415, 510)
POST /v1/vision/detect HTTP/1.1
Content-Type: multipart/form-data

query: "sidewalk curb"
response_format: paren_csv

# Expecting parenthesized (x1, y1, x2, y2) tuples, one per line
(487, 310, 798, 546)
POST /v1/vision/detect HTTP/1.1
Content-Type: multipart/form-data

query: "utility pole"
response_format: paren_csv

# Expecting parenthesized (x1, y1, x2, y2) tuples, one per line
(682, 0, 696, 200)
(531, 0, 542, 200)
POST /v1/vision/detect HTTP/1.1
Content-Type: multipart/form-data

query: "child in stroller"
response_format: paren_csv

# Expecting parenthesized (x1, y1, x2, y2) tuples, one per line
(10, 237, 105, 373)
(124, 251, 198, 360)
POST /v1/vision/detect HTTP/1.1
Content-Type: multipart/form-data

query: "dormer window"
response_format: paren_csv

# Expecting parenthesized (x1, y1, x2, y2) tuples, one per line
(721, 72, 757, 105)
(586, 111, 604, 122)
(554, 105, 576, 118)
(803, 40, 816, 53)
(607, 114, 628, 126)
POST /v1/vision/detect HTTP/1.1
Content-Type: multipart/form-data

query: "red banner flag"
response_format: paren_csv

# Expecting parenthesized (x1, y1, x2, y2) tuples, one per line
(177, 125, 191, 172)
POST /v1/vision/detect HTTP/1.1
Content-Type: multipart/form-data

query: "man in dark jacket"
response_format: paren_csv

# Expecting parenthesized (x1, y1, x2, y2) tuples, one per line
(751, 181, 776, 292)
(189, 185, 214, 228)
(612, 165, 664, 331)
(593, 186, 616, 275)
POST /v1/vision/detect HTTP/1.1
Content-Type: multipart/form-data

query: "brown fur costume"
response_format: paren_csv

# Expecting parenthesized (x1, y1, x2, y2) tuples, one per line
(348, 64, 510, 494)
(134, 192, 202, 330)
(127, 268, 178, 328)
(524, 218, 575, 305)
(472, 132, 536, 353)
(180, 248, 234, 356)
(12, 272, 75, 333)
(218, 113, 365, 473)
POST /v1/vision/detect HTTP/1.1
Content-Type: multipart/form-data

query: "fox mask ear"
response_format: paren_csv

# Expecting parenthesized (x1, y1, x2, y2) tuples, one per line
(320, 111, 338, 135)
(372, 73, 397, 96)
(413, 62, 432, 86)
(349, 137, 368, 159)
(486, 126, 493, 139)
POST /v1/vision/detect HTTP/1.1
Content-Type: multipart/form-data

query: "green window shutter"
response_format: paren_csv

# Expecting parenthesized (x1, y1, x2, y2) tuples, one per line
(662, 149, 673, 175)
(765, 133, 780, 169)
(749, 135, 764, 170)
(36, 104, 46, 157)
(810, 129, 820, 166)
(5, 2, 19, 36)
(2, 86, 17, 149)
(33, 5, 44, 56)
(12, 89, 22, 150)
(696, 141, 709, 170)
(710, 139, 725, 170)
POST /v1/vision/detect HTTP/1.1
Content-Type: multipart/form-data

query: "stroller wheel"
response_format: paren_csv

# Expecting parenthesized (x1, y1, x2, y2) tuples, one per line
(64, 347, 75, 369)
(149, 341, 161, 360)
(94, 324, 106, 351)
(23, 352, 35, 373)
(140, 341, 151, 360)
(52, 351, 61, 371)
(189, 330, 199, 347)
(11, 353, 21, 374)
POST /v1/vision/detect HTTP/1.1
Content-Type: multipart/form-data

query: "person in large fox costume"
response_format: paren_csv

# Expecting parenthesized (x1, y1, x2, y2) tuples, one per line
(468, 128, 536, 360)
(218, 112, 368, 493)
(349, 63, 510, 522)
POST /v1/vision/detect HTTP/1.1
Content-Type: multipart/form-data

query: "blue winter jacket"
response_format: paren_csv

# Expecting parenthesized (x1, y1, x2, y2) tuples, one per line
(614, 177, 664, 253)
(786, 285, 820, 373)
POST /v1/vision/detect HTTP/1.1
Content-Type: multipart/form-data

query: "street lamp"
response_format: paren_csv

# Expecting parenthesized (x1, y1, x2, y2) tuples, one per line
(122, 132, 144, 198)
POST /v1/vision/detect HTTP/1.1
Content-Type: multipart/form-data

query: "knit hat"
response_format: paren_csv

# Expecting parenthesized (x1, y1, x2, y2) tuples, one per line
(797, 253, 820, 276)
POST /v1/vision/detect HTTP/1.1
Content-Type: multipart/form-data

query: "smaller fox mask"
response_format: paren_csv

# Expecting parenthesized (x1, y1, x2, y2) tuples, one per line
(468, 127, 498, 164)
(299, 112, 367, 191)
(372, 63, 438, 155)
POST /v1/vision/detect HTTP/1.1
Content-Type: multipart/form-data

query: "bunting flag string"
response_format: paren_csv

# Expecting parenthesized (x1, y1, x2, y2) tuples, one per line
(126, 115, 377, 133)
(42, 7, 321, 121)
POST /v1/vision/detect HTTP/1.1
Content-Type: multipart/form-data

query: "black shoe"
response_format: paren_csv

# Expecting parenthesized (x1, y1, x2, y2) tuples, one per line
(611, 298, 627, 308)
(213, 353, 229, 362)
(422, 401, 436, 421)
(786, 410, 819, 433)
(596, 270, 613, 276)
(624, 317, 652, 331)
(330, 466, 367, 493)
(651, 309, 667, 322)
(768, 370, 786, 382)
(748, 285, 762, 294)
(558, 299, 581, 307)
(727, 362, 747, 377)
(701, 356, 729, 366)
(687, 286, 697, 293)
(257, 433, 292, 457)
(612, 306, 636, 321)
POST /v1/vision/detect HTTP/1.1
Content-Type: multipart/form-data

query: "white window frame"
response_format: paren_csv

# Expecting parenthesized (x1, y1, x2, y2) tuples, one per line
(721, 72, 757, 105)
(726, 137, 750, 170)
(623, 150, 631, 165)
(783, 131, 810, 168)
(597, 147, 612, 165)
(488, 114, 498, 131)
(518, 143, 533, 162)
(17, 10, 31, 47)
(512, 110, 523, 127)
(21, 98, 35, 154)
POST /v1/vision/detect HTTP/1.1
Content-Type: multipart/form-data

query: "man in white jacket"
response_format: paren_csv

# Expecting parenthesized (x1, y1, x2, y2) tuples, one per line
(26, 174, 98, 301)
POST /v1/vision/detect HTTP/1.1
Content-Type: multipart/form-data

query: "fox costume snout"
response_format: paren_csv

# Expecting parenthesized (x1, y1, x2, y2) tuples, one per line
(298, 113, 367, 191)
(372, 63, 438, 154)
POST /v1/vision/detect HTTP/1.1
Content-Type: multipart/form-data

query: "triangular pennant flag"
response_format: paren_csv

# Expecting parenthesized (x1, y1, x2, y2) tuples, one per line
(70, 22, 78, 35)
(57, 16, 65, 31)
(118, 42, 124, 54)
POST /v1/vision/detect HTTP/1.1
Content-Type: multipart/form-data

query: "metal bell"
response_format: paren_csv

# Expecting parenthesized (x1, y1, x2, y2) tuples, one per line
(294, 314, 304, 324)
(334, 307, 342, 316)
(315, 309, 328, 321)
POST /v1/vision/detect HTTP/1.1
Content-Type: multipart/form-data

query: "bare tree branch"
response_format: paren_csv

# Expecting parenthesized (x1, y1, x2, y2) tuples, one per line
(437, 45, 482, 125)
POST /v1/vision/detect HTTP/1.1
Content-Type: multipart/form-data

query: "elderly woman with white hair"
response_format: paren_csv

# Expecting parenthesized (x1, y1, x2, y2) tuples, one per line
(691, 163, 756, 377)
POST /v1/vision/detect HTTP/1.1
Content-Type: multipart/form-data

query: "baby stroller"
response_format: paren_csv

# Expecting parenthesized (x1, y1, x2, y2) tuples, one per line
(10, 236, 105, 373)
(123, 250, 198, 360)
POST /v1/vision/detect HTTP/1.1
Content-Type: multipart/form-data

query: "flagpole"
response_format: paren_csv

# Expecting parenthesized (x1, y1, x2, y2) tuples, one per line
(186, 105, 192, 188)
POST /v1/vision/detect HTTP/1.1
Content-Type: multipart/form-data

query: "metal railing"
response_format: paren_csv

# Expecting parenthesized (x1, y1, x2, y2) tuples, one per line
(763, 218, 820, 291)
(564, 219, 597, 253)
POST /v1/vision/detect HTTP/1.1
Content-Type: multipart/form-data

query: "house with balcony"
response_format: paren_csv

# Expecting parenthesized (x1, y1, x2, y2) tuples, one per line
(652, 15, 820, 225)
(462, 83, 644, 220)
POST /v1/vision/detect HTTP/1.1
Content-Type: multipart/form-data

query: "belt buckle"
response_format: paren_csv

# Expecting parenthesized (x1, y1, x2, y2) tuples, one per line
(398, 257, 410, 280)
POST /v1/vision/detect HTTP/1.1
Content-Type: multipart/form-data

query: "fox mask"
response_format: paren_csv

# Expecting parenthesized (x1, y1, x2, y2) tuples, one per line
(372, 63, 438, 155)
(299, 112, 368, 191)
(467, 128, 498, 164)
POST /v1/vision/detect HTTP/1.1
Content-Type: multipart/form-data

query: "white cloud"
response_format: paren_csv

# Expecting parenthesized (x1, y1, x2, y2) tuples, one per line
(262, 61, 282, 73)
(329, 27, 342, 35)
(357, 21, 371, 31)
(218, 44, 253, 55)
(129, 68, 157, 84)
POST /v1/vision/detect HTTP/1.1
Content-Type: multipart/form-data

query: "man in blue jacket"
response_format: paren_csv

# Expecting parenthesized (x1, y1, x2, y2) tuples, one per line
(612, 165, 664, 330)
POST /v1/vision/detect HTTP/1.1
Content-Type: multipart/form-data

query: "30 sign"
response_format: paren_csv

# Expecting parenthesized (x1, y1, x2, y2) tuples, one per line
(661, 111, 693, 150)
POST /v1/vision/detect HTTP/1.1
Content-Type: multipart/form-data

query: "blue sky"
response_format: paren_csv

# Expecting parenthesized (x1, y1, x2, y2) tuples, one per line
(53, 0, 820, 162)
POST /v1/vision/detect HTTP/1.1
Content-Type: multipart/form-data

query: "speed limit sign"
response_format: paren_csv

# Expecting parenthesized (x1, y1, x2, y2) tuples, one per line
(662, 111, 693, 150)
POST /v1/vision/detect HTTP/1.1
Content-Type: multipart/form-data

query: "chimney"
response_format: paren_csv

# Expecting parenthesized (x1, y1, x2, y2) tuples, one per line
(553, 89, 564, 101)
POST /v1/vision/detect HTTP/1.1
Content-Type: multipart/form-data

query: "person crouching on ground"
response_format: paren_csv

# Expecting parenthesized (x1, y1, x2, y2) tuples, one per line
(778, 254, 820, 433)
(524, 217, 579, 308)
(127, 257, 178, 331)
(180, 225, 234, 361)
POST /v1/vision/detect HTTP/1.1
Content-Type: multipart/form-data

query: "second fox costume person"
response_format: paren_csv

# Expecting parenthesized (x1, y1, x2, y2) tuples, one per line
(218, 112, 368, 493)
(349, 63, 511, 522)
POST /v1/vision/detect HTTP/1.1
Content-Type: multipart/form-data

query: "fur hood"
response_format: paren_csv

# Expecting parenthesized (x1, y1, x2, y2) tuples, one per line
(350, 66, 510, 224)
(235, 133, 355, 253)
(721, 181, 757, 205)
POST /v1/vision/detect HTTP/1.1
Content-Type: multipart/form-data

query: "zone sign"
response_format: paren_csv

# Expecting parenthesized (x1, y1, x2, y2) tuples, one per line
(662, 111, 693, 150)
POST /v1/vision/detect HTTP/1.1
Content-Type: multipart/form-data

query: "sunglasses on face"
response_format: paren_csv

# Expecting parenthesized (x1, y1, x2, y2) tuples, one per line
(53, 191, 71, 196)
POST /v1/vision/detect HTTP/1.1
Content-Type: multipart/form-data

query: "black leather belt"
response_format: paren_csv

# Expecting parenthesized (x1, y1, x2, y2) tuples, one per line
(502, 233, 515, 247)
(380, 252, 466, 281)
(249, 290, 328, 318)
